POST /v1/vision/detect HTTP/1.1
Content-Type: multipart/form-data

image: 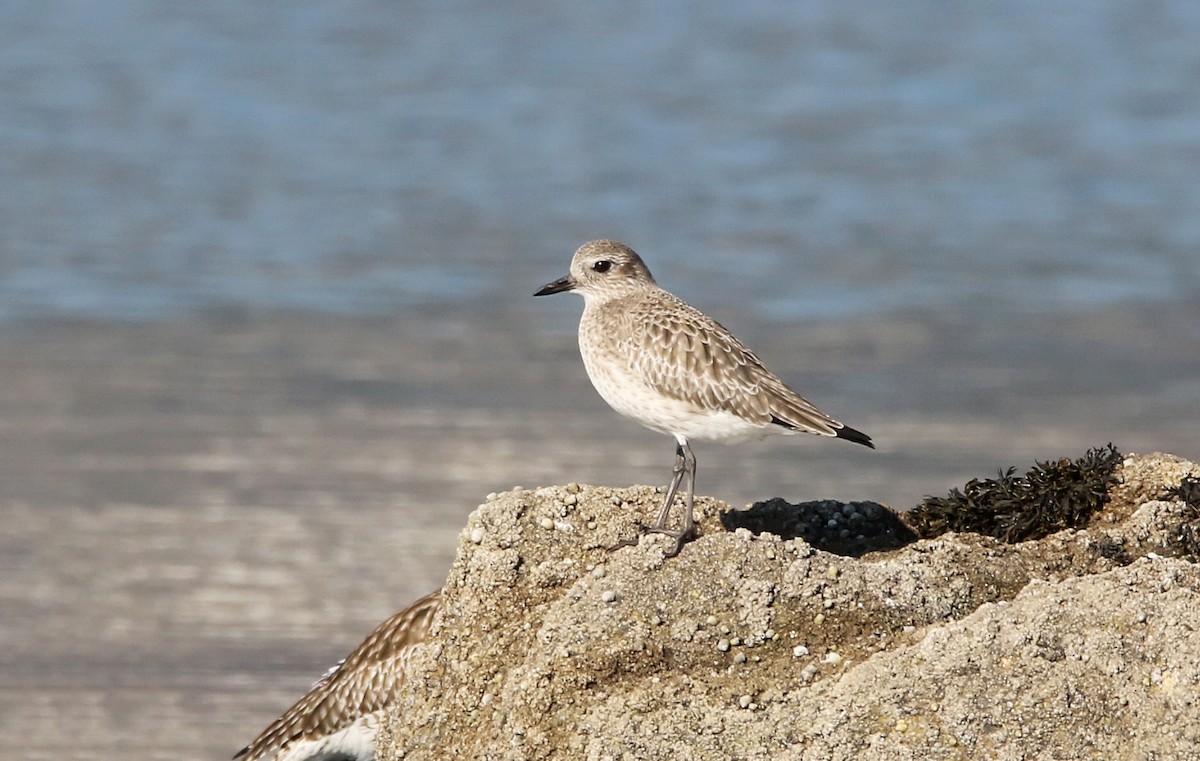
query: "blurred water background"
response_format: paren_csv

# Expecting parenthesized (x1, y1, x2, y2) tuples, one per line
(2, 2, 1198, 758)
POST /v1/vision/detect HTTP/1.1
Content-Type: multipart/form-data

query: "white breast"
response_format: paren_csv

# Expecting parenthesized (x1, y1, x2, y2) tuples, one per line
(577, 326, 775, 443)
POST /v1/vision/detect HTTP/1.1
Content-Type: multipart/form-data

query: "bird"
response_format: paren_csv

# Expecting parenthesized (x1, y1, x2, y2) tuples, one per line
(233, 589, 441, 761)
(534, 239, 874, 556)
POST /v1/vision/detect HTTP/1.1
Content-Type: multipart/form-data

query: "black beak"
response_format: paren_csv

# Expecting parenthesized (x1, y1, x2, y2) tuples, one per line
(533, 275, 575, 297)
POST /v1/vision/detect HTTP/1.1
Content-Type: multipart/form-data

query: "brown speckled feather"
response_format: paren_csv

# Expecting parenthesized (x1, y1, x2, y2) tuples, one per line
(610, 291, 843, 436)
(234, 589, 441, 761)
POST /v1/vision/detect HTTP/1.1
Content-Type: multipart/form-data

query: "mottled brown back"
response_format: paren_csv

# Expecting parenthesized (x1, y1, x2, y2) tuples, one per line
(234, 589, 441, 761)
(599, 290, 844, 436)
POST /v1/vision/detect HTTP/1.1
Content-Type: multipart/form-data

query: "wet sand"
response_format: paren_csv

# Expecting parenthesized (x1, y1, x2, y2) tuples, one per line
(1, 302, 1197, 759)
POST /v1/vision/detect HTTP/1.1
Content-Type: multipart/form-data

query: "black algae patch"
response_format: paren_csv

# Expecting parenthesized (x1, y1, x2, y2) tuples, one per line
(1164, 474, 1200, 509)
(1088, 536, 1134, 567)
(1166, 475, 1200, 559)
(722, 499, 918, 556)
(905, 444, 1123, 543)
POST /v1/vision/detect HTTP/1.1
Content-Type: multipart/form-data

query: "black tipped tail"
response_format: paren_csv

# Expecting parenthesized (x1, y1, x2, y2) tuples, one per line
(835, 424, 874, 449)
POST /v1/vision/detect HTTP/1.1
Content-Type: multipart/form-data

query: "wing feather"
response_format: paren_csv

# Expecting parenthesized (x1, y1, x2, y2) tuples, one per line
(234, 590, 441, 761)
(615, 292, 841, 436)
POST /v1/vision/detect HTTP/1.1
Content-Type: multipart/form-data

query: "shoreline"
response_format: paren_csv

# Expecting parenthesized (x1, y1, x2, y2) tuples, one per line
(1, 302, 1196, 758)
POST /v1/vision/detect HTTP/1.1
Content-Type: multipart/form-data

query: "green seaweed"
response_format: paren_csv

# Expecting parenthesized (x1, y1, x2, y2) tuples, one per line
(906, 444, 1123, 543)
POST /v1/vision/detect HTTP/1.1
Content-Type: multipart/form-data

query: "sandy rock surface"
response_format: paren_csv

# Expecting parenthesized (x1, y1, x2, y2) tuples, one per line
(379, 453, 1200, 760)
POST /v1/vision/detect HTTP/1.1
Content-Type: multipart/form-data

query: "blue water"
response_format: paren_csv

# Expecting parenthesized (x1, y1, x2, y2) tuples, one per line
(1, 1, 1198, 322)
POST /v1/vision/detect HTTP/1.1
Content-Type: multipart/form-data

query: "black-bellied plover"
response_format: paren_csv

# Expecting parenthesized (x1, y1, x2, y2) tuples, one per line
(535, 239, 874, 555)
(234, 589, 441, 761)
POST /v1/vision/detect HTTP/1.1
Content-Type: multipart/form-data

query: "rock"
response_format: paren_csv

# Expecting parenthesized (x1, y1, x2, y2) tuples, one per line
(378, 453, 1200, 759)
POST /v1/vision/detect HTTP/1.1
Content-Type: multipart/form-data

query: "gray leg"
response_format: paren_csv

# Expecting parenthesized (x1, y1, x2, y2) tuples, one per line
(679, 440, 696, 539)
(653, 442, 688, 529)
(609, 439, 698, 556)
(650, 439, 697, 557)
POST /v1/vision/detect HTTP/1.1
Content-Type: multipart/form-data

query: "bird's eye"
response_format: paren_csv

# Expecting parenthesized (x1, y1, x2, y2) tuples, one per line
(593, 260, 612, 273)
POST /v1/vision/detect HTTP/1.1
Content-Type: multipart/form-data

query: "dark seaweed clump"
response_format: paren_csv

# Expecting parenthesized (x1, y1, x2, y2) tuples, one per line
(1165, 475, 1200, 558)
(905, 444, 1123, 543)
(724, 498, 918, 557)
(1088, 536, 1134, 566)
(1164, 474, 1200, 509)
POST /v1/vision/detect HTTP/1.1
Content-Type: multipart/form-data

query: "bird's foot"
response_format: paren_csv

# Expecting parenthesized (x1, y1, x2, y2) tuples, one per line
(606, 523, 651, 551)
(608, 524, 696, 557)
(648, 525, 696, 558)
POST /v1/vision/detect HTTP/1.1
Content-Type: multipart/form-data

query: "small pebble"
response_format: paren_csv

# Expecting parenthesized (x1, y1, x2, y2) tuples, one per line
(823, 599, 835, 609)
(705, 615, 718, 626)
(486, 492, 498, 501)
(792, 645, 810, 657)
(539, 517, 554, 530)
(650, 614, 663, 626)
(739, 695, 753, 709)
(902, 625, 916, 634)
(733, 652, 747, 664)
(823, 651, 843, 666)
(563, 494, 578, 506)
(895, 719, 908, 732)
(730, 637, 742, 646)
(586, 521, 597, 530)
(566, 482, 581, 494)
(717, 638, 731, 652)
(470, 527, 486, 544)
(600, 590, 618, 603)
(813, 613, 826, 626)
(591, 565, 606, 578)
(826, 566, 840, 579)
